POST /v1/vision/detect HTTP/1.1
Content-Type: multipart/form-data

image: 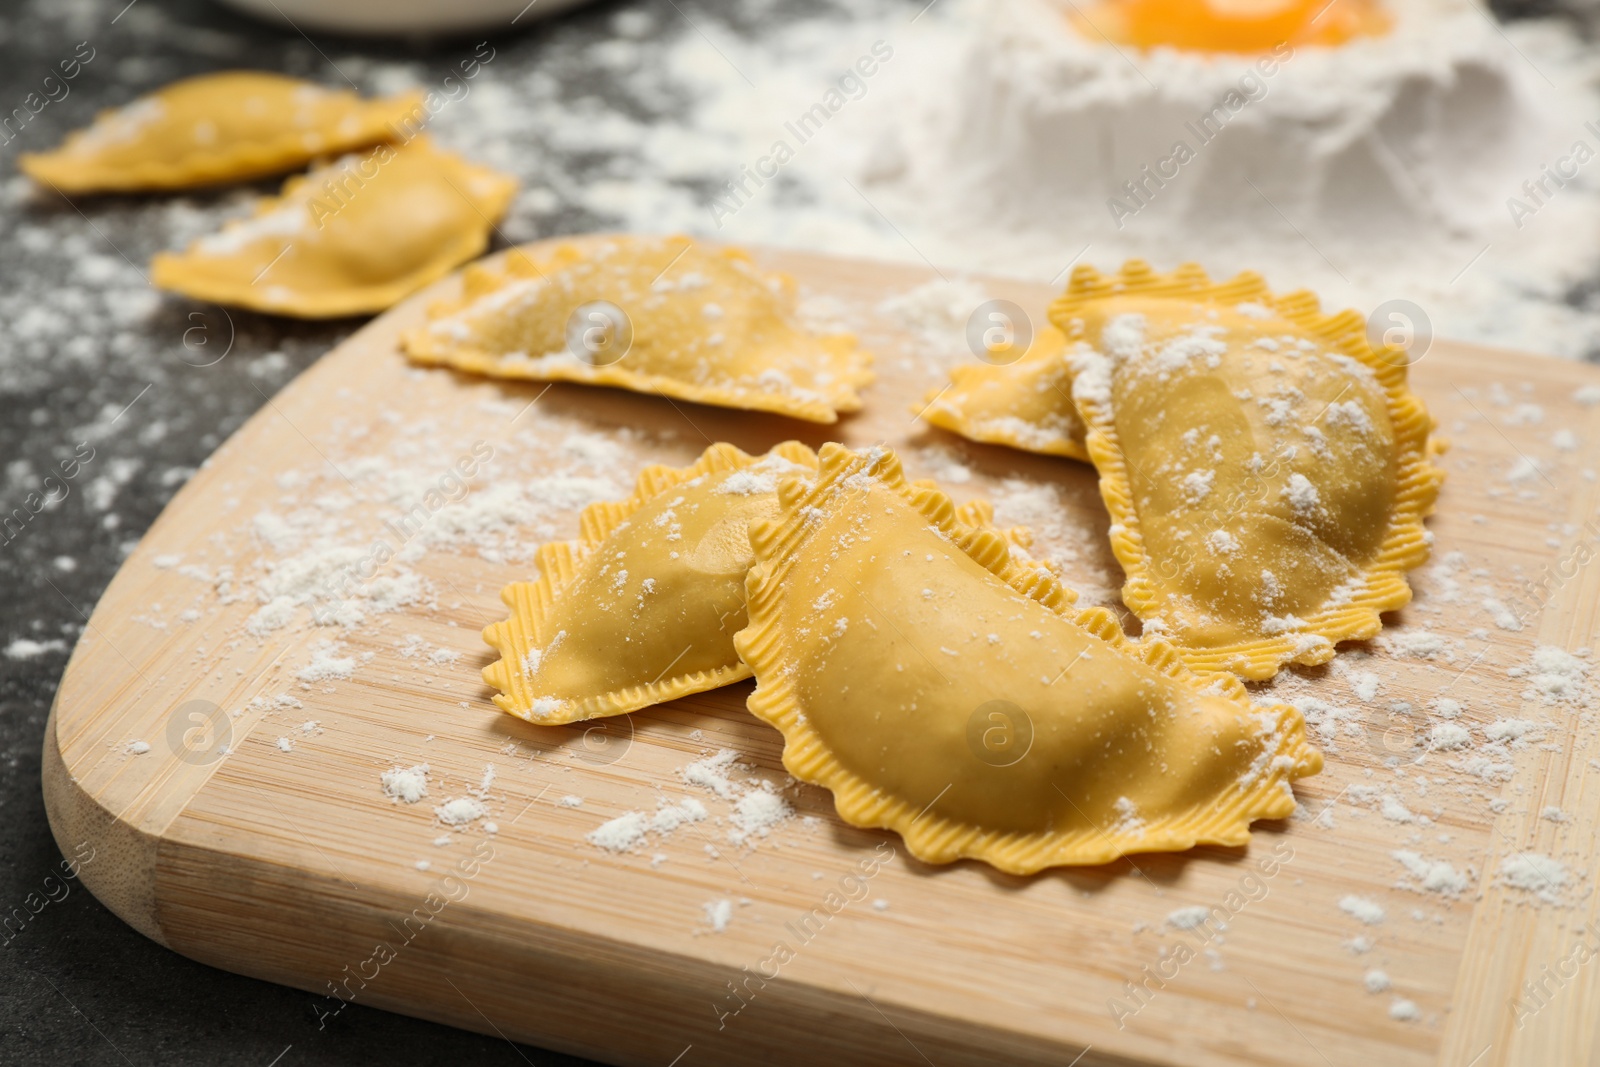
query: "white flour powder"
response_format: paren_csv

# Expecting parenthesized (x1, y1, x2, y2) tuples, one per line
(1500, 851, 1572, 903)
(381, 763, 430, 804)
(1339, 895, 1388, 924)
(413, 0, 1600, 360)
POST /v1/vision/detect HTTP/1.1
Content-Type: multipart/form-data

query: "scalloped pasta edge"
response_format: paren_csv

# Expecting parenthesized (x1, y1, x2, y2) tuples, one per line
(918, 359, 1092, 461)
(734, 442, 1322, 873)
(401, 236, 874, 424)
(20, 87, 425, 195)
(149, 140, 516, 319)
(1049, 260, 1446, 682)
(481, 440, 819, 723)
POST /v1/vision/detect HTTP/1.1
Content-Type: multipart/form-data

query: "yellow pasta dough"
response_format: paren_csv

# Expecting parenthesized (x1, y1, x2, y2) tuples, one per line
(936, 493, 1056, 574)
(480, 443, 1033, 726)
(403, 235, 874, 423)
(1051, 261, 1445, 681)
(482, 442, 819, 724)
(20, 71, 421, 194)
(919, 325, 1089, 460)
(735, 443, 1322, 872)
(150, 138, 516, 318)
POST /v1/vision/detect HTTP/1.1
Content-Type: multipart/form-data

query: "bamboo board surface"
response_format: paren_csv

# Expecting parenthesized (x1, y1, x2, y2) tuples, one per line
(41, 240, 1600, 1067)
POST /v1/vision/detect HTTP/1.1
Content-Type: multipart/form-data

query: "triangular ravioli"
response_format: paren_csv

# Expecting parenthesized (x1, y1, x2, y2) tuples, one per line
(919, 325, 1089, 460)
(482, 442, 819, 724)
(735, 444, 1322, 873)
(1051, 261, 1445, 681)
(150, 138, 516, 318)
(20, 71, 421, 194)
(403, 235, 874, 424)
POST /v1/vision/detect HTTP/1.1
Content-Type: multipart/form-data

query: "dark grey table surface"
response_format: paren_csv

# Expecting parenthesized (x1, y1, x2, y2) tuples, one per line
(0, 0, 1585, 1064)
(0, 1, 680, 1061)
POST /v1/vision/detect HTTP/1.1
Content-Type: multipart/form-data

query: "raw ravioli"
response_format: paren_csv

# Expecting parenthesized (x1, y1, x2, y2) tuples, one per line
(21, 71, 422, 194)
(150, 138, 516, 318)
(1052, 261, 1444, 680)
(482, 442, 818, 724)
(735, 443, 1322, 873)
(920, 325, 1089, 460)
(403, 235, 874, 423)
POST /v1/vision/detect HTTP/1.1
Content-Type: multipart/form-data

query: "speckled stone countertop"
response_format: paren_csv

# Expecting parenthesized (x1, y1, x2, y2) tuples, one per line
(0, 0, 1588, 1063)
(0, 0, 636, 1061)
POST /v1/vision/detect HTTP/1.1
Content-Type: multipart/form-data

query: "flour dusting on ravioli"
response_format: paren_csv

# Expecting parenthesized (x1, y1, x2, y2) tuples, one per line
(403, 235, 874, 423)
(735, 443, 1322, 873)
(21, 71, 422, 194)
(1052, 261, 1444, 681)
(920, 325, 1089, 460)
(151, 138, 516, 318)
(482, 442, 818, 724)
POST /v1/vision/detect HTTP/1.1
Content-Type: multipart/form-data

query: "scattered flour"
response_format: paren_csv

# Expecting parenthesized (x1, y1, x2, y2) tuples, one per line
(586, 813, 650, 853)
(381, 763, 430, 804)
(586, 798, 710, 853)
(4, 637, 68, 659)
(729, 787, 793, 845)
(683, 749, 743, 800)
(296, 641, 357, 683)
(1166, 906, 1213, 931)
(1389, 998, 1421, 1022)
(435, 796, 488, 827)
(1380, 795, 1416, 824)
(704, 898, 734, 933)
(1340, 896, 1387, 925)
(1499, 852, 1570, 903)
(245, 596, 298, 637)
(1392, 851, 1471, 896)
(1381, 629, 1453, 660)
(878, 278, 990, 345)
(679, 748, 799, 847)
(1518, 646, 1590, 706)
(1485, 719, 1543, 746)
(1348, 671, 1381, 703)
(1428, 723, 1471, 751)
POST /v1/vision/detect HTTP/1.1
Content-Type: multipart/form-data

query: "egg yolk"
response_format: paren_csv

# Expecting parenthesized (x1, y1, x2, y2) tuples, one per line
(1075, 0, 1390, 53)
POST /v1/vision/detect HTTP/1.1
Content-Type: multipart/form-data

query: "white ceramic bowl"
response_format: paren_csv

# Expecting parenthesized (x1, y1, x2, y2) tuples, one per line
(216, 0, 595, 35)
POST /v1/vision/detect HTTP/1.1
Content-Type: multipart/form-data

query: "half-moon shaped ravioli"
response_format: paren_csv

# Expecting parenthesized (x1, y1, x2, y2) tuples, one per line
(482, 442, 820, 724)
(1050, 261, 1445, 681)
(150, 138, 516, 318)
(919, 325, 1089, 460)
(402, 235, 873, 423)
(20, 72, 422, 194)
(735, 444, 1321, 872)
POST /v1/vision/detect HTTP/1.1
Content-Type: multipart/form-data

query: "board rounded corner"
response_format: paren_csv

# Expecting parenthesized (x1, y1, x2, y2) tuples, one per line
(40, 700, 170, 949)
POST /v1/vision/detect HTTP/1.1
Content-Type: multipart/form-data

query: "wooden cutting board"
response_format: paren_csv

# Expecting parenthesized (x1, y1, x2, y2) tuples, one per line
(43, 240, 1600, 1067)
